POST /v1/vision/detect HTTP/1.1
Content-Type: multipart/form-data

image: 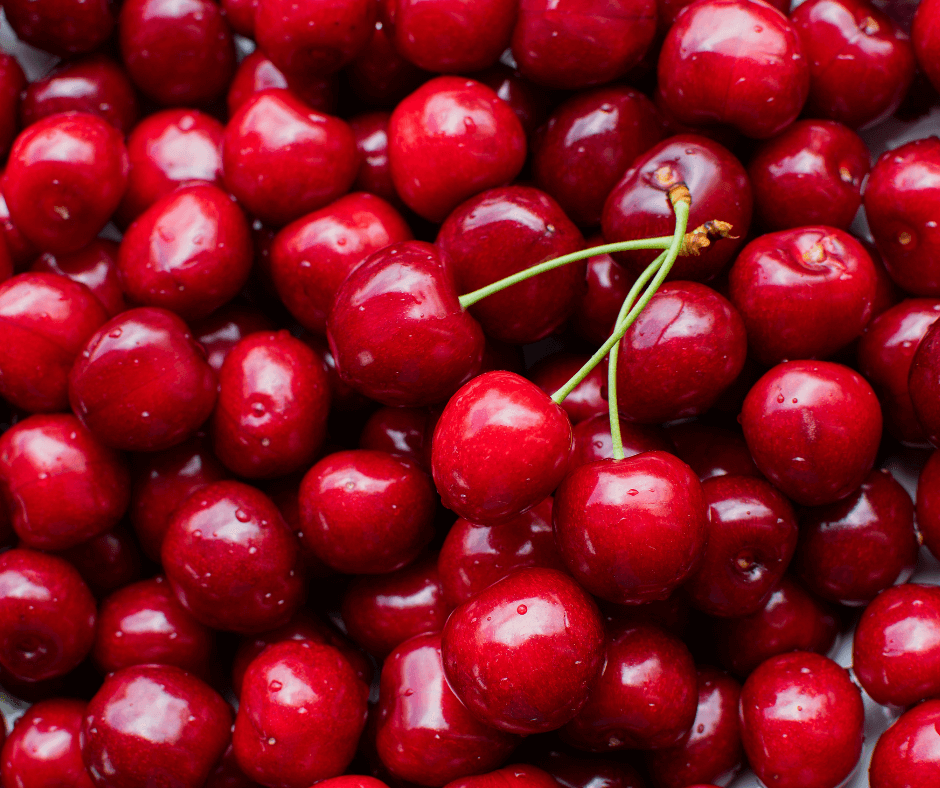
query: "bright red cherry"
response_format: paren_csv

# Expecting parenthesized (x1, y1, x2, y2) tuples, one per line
(443, 765, 560, 788)
(388, 77, 526, 222)
(571, 242, 635, 345)
(0, 55, 26, 161)
(227, 49, 339, 117)
(536, 750, 645, 788)
(32, 239, 126, 317)
(349, 112, 401, 206)
(914, 0, 940, 93)
(910, 318, 940, 446)
(569, 414, 672, 470)
(192, 302, 276, 375)
(2, 0, 115, 56)
(869, 699, 940, 788)
(918, 450, 940, 561)
(475, 64, 551, 138)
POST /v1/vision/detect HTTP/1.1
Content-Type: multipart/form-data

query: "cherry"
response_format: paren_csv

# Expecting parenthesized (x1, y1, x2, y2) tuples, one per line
(436, 186, 585, 345)
(553, 451, 708, 605)
(349, 112, 401, 207)
(869, 699, 940, 788)
(739, 652, 863, 788)
(306, 334, 375, 413)
(227, 50, 339, 118)
(740, 360, 882, 506)
(69, 307, 218, 452)
(0, 272, 108, 413)
(2, 0, 115, 57)
(0, 55, 26, 162)
(658, 0, 809, 139)
(0, 548, 96, 683)
(82, 664, 232, 788)
(791, 0, 916, 129)
(161, 480, 305, 634)
(376, 632, 520, 785)
(432, 371, 572, 525)
(914, 0, 940, 94)
(571, 243, 635, 346)
(646, 666, 744, 788)
(475, 64, 551, 138)
(601, 135, 752, 283)
(32, 239, 126, 317)
(666, 421, 761, 481)
(0, 413, 129, 550)
(220, 0, 256, 36)
(359, 406, 432, 470)
(206, 742, 265, 788)
(233, 640, 369, 786)
(444, 765, 560, 788)
(864, 137, 940, 296)
(345, 20, 429, 109)
(192, 302, 276, 375)
(570, 414, 671, 470)
(222, 90, 359, 227)
(388, 77, 526, 223)
(317, 779, 390, 788)
(56, 524, 144, 599)
(747, 120, 870, 232)
(270, 192, 412, 334)
(2, 113, 128, 255)
(0, 183, 38, 269)
(918, 450, 940, 561)
(1, 698, 94, 787)
(328, 241, 485, 407)
(909, 317, 940, 446)
(857, 298, 940, 445)
(535, 751, 645, 788)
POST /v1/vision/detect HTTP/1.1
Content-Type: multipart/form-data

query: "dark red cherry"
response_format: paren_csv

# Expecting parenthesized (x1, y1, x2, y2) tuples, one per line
(220, 0, 255, 35)
(56, 524, 144, 599)
(2, 0, 115, 56)
(795, 469, 917, 606)
(118, 109, 225, 225)
(69, 307, 218, 452)
(205, 742, 265, 788)
(0, 183, 38, 269)
(388, 77, 526, 223)
(571, 242, 635, 345)
(341, 553, 451, 658)
(601, 135, 752, 282)
(436, 186, 584, 345)
(432, 371, 572, 525)
(345, 20, 429, 109)
(161, 480, 305, 634)
(328, 241, 485, 407)
(316, 779, 390, 788)
(32, 239, 126, 317)
(918, 450, 940, 561)
(535, 750, 645, 788)
(359, 406, 432, 470)
(747, 121, 870, 231)
(299, 449, 435, 574)
(306, 334, 375, 413)
(222, 90, 359, 227)
(857, 298, 940, 445)
(270, 192, 412, 334)
(1, 698, 94, 788)
(865, 137, 940, 296)
(441, 567, 605, 734)
(0, 548, 96, 683)
(227, 49, 338, 117)
(0, 55, 26, 162)
(82, 664, 232, 788)
(791, 0, 916, 128)
(376, 632, 519, 785)
(119, 0, 235, 106)
(474, 64, 551, 139)
(910, 318, 940, 446)
(562, 621, 697, 751)
(658, 0, 809, 139)
(914, 0, 940, 93)
(869, 699, 940, 788)
(444, 765, 560, 788)
(349, 112, 401, 206)
(666, 421, 761, 481)
(740, 361, 882, 506)
(0, 413, 129, 550)
(853, 583, 940, 706)
(0, 272, 108, 413)
(2, 113, 128, 255)
(554, 452, 708, 605)
(569, 414, 672, 470)
(233, 640, 368, 786)
(739, 652, 863, 788)
(192, 302, 276, 375)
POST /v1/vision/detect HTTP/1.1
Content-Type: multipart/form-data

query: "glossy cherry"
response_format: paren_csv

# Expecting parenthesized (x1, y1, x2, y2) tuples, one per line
(32, 239, 126, 317)
(910, 318, 940, 446)
(349, 112, 400, 206)
(0, 183, 38, 269)
(443, 764, 560, 788)
(914, 0, 940, 93)
(535, 751, 645, 788)
(192, 302, 276, 375)
(570, 414, 671, 470)
(666, 421, 761, 481)
(475, 64, 551, 139)
(227, 49, 338, 117)
(2, 0, 115, 57)
(55, 524, 144, 599)
(359, 406, 433, 470)
(571, 242, 635, 345)
(869, 699, 940, 788)
(345, 20, 428, 109)
(0, 55, 26, 162)
(918, 450, 940, 560)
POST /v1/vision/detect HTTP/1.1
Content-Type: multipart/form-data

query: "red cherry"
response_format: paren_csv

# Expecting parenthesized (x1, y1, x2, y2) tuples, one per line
(739, 652, 863, 788)
(571, 242, 635, 345)
(317, 779, 390, 788)
(2, 0, 115, 56)
(388, 77, 526, 222)
(909, 317, 940, 446)
(233, 640, 369, 786)
(432, 371, 572, 525)
(0, 55, 26, 161)
(227, 49, 339, 117)
(306, 334, 375, 413)
(349, 112, 401, 206)
(345, 19, 429, 109)
(536, 751, 645, 788)
(32, 239, 126, 317)
(0, 182, 38, 268)
(569, 414, 672, 469)
(914, 0, 940, 93)
(3, 113, 128, 255)
(740, 360, 882, 506)
(441, 567, 605, 735)
(69, 307, 218, 452)
(474, 64, 552, 138)
(220, 0, 256, 36)
(205, 742, 266, 788)
(359, 405, 433, 470)
(869, 699, 940, 788)
(666, 421, 761, 481)
(443, 765, 560, 788)
(55, 524, 144, 599)
(918, 450, 940, 560)
(191, 302, 275, 375)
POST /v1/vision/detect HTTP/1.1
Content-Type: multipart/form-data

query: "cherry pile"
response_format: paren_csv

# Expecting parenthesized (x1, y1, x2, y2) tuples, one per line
(0, 0, 939, 786)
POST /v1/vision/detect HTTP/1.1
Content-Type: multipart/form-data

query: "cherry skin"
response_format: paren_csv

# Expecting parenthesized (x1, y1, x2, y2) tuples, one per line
(32, 239, 127, 317)
(475, 64, 551, 139)
(316, 780, 390, 788)
(345, 19, 429, 109)
(270, 192, 412, 335)
(299, 449, 435, 574)
(388, 77, 527, 222)
(747, 120, 870, 232)
(791, 0, 916, 128)
(82, 664, 232, 788)
(865, 137, 940, 296)
(0, 413, 130, 550)
(444, 765, 560, 788)
(2, 113, 128, 255)
(118, 109, 225, 225)
(436, 186, 585, 345)
(432, 371, 572, 525)
(233, 640, 369, 787)
(739, 651, 863, 788)
(740, 360, 882, 506)
(535, 751, 645, 788)
(328, 241, 485, 407)
(205, 742, 266, 788)
(666, 421, 761, 481)
(307, 334, 374, 413)
(601, 135, 752, 283)
(192, 302, 276, 375)
(227, 49, 339, 117)
(0, 54, 26, 162)
(118, 184, 253, 321)
(562, 621, 698, 751)
(909, 318, 940, 446)
(161, 480, 305, 634)
(55, 523, 144, 599)
(728, 226, 877, 365)
(918, 450, 940, 561)
(857, 298, 940, 445)
(442, 568, 605, 735)
(376, 632, 520, 786)
(0, 183, 38, 269)
(349, 112, 400, 206)
(341, 553, 451, 658)
(222, 89, 359, 227)
(0, 272, 108, 413)
(359, 406, 433, 470)
(0, 548, 96, 683)
(913, 0, 940, 93)
(1, 698, 94, 788)
(553, 451, 708, 605)
(69, 307, 218, 452)
(2, 0, 115, 57)
(869, 699, 940, 788)
(571, 243, 635, 345)
(569, 414, 672, 470)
